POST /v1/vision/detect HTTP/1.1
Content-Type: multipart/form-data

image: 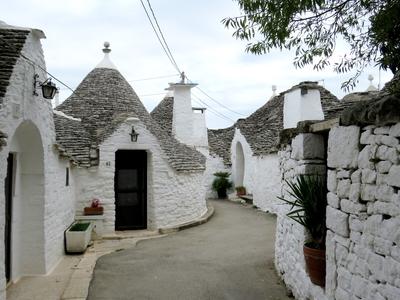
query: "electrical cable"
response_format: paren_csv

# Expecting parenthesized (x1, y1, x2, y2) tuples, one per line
(139, 0, 181, 74)
(191, 93, 235, 122)
(186, 76, 245, 117)
(146, 0, 181, 74)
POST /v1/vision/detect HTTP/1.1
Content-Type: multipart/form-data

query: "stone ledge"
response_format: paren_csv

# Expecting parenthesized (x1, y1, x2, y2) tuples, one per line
(158, 202, 215, 234)
(340, 94, 400, 127)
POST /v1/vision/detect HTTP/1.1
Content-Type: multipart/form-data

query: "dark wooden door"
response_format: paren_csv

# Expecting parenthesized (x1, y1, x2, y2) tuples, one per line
(115, 150, 147, 230)
(4, 153, 14, 283)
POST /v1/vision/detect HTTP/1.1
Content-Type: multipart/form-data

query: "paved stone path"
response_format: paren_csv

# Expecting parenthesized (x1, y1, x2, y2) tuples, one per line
(88, 200, 290, 300)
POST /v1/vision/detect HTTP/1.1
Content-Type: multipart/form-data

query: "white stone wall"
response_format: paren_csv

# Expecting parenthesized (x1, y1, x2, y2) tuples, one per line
(75, 119, 207, 232)
(277, 125, 400, 300)
(198, 147, 231, 199)
(192, 111, 208, 147)
(283, 88, 324, 129)
(0, 29, 76, 299)
(231, 129, 281, 213)
(276, 134, 327, 300)
(171, 84, 195, 146)
(326, 124, 400, 300)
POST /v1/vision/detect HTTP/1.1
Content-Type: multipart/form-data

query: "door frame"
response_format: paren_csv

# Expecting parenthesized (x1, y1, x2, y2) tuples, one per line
(114, 150, 148, 230)
(5, 153, 15, 283)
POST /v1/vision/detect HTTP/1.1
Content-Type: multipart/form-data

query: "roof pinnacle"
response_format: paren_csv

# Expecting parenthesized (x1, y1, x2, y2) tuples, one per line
(103, 41, 111, 54)
(95, 41, 117, 70)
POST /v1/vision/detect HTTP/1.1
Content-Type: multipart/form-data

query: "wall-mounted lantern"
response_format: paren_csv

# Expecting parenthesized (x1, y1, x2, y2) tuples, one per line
(130, 126, 139, 142)
(33, 74, 58, 100)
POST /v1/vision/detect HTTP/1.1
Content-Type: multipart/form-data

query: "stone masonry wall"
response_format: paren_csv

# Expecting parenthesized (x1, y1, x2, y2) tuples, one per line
(276, 133, 327, 300)
(326, 124, 400, 300)
(276, 123, 400, 300)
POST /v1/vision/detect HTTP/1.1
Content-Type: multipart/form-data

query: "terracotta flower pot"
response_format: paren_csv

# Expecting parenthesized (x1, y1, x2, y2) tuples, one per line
(236, 187, 246, 196)
(84, 206, 104, 215)
(303, 244, 326, 287)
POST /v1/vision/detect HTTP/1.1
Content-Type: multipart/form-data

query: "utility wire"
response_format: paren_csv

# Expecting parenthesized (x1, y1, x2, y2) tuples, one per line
(0, 36, 82, 100)
(146, 0, 181, 73)
(138, 0, 242, 122)
(186, 76, 245, 117)
(192, 93, 235, 123)
(139, 0, 181, 74)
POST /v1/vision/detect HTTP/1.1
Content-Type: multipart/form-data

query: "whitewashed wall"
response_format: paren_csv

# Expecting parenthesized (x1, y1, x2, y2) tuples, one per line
(276, 134, 327, 300)
(171, 84, 195, 146)
(231, 129, 281, 213)
(277, 125, 400, 300)
(75, 119, 207, 232)
(326, 125, 400, 300)
(253, 154, 281, 212)
(0, 29, 76, 299)
(197, 147, 231, 199)
(192, 111, 208, 147)
(283, 88, 324, 129)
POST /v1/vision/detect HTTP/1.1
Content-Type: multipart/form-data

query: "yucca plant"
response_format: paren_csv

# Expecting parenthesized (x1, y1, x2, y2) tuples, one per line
(279, 174, 327, 249)
(212, 172, 232, 199)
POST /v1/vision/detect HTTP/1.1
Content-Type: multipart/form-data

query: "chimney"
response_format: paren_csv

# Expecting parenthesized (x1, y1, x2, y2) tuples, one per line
(283, 82, 324, 129)
(166, 73, 208, 147)
(167, 75, 198, 146)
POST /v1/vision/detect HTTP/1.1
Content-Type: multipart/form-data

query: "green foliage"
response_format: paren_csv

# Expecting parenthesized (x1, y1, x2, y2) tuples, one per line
(278, 175, 327, 249)
(212, 172, 233, 191)
(223, 0, 397, 91)
(370, 1, 400, 74)
(69, 222, 90, 231)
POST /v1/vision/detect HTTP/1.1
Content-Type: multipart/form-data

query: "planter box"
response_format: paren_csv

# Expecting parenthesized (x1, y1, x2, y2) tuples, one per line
(84, 206, 104, 215)
(65, 222, 93, 254)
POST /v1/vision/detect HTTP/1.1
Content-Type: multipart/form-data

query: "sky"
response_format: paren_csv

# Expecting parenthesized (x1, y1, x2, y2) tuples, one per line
(2, 0, 394, 129)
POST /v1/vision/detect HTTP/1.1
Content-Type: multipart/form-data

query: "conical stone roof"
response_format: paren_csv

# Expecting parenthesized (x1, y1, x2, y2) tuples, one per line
(56, 45, 205, 171)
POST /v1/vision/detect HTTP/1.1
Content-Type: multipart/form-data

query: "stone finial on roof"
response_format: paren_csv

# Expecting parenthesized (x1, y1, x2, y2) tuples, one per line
(96, 41, 117, 70)
(366, 74, 378, 92)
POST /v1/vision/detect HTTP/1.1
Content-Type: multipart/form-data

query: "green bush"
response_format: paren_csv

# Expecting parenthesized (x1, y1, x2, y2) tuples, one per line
(211, 172, 233, 191)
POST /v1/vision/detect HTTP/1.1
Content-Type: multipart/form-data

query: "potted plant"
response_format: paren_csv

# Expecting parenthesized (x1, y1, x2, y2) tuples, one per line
(235, 186, 246, 196)
(212, 172, 232, 199)
(84, 198, 103, 215)
(65, 222, 93, 253)
(279, 174, 327, 287)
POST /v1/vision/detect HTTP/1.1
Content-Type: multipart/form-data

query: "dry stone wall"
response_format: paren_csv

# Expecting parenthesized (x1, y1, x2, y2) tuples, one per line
(326, 124, 400, 300)
(276, 133, 327, 300)
(276, 122, 400, 300)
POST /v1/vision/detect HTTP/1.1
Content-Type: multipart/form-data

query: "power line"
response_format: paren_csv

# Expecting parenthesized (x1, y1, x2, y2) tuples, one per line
(186, 77, 246, 117)
(0, 36, 81, 99)
(146, 0, 181, 73)
(192, 97, 234, 123)
(191, 93, 235, 123)
(139, 0, 181, 74)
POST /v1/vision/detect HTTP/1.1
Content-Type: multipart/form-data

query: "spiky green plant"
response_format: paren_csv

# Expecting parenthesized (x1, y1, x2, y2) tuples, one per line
(212, 172, 233, 191)
(279, 175, 327, 249)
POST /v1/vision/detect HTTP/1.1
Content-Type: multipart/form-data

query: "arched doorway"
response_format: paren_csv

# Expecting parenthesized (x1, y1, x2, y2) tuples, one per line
(235, 142, 245, 186)
(5, 121, 46, 282)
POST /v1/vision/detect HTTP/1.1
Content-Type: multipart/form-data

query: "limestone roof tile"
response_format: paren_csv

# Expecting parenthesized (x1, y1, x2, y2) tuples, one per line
(0, 27, 29, 103)
(56, 68, 205, 171)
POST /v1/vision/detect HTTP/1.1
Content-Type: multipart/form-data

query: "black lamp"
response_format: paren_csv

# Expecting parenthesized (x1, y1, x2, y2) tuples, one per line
(130, 126, 139, 142)
(33, 74, 58, 100)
